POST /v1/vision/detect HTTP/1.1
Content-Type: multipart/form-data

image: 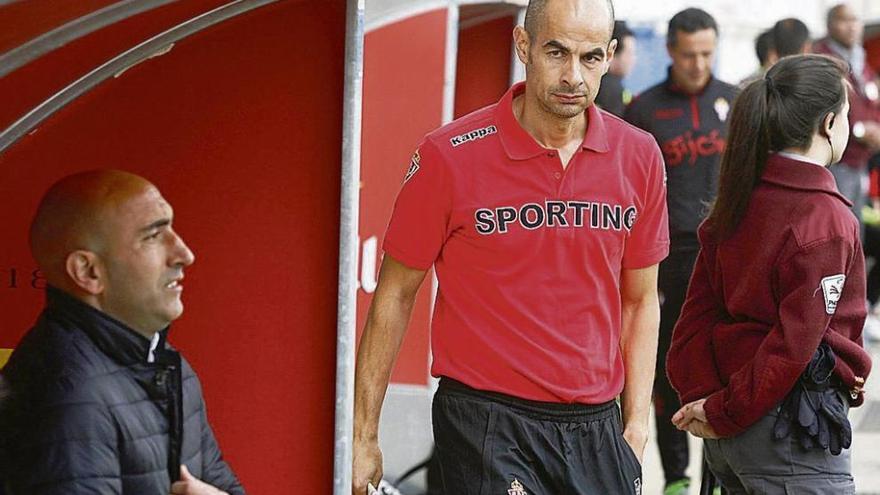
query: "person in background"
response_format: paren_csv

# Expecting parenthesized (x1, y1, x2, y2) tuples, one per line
(741, 29, 776, 85)
(596, 20, 637, 117)
(772, 18, 812, 58)
(668, 53, 871, 495)
(623, 8, 738, 495)
(814, 3, 880, 231)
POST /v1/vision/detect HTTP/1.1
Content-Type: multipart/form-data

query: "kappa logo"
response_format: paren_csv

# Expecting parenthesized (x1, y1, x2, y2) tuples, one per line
(450, 125, 497, 147)
(508, 478, 527, 495)
(820, 274, 846, 315)
(404, 150, 420, 183)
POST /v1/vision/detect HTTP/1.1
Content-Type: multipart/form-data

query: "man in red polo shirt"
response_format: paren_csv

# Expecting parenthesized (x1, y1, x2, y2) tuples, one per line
(352, 0, 669, 493)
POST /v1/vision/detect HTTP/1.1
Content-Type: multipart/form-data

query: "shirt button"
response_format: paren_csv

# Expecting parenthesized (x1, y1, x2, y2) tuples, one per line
(554, 172, 562, 179)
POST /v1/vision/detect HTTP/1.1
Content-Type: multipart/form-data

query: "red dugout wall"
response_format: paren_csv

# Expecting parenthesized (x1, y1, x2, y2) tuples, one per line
(455, 11, 515, 119)
(0, 0, 348, 491)
(359, 9, 449, 385)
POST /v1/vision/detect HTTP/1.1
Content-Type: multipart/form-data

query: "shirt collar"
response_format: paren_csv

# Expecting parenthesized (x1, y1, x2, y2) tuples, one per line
(762, 153, 852, 206)
(147, 332, 161, 363)
(776, 151, 825, 167)
(495, 82, 609, 161)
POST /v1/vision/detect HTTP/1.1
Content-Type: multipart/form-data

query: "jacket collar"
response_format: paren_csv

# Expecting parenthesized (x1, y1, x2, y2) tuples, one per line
(761, 153, 852, 206)
(45, 285, 170, 366)
(495, 81, 609, 160)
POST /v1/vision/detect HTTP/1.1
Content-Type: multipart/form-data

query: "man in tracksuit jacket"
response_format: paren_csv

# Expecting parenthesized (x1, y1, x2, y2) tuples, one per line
(623, 8, 737, 494)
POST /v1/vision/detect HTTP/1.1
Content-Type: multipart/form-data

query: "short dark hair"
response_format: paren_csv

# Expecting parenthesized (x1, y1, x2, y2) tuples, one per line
(755, 29, 774, 66)
(772, 18, 810, 57)
(667, 8, 717, 46)
(524, 0, 616, 41)
(612, 20, 633, 54)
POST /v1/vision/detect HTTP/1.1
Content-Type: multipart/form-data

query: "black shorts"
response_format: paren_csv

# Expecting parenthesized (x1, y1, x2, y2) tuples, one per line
(432, 378, 643, 495)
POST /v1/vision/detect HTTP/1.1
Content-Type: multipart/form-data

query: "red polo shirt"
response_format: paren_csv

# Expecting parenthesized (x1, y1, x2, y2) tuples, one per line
(667, 154, 873, 436)
(384, 82, 669, 404)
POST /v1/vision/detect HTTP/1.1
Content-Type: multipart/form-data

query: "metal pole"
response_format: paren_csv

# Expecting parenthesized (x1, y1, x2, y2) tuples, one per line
(442, 1, 459, 126)
(333, 0, 364, 493)
(0, 0, 176, 79)
(0, 0, 279, 155)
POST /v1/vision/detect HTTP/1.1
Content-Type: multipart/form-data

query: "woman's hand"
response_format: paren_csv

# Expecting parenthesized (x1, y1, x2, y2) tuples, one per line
(672, 399, 721, 439)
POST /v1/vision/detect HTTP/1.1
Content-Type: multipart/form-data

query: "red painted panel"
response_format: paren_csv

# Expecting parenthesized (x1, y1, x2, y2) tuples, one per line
(454, 15, 514, 118)
(360, 10, 448, 385)
(867, 34, 880, 73)
(0, 0, 119, 53)
(0, 0, 345, 491)
(0, 0, 232, 132)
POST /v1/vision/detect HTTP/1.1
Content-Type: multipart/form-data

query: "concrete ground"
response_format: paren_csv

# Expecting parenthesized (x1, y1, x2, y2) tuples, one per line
(640, 340, 880, 495)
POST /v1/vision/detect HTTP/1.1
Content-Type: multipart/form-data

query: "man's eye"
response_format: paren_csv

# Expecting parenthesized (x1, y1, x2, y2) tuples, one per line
(548, 50, 563, 58)
(145, 231, 160, 240)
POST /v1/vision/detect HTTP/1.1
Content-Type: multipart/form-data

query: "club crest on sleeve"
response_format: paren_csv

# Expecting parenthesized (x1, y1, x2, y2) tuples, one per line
(508, 479, 527, 495)
(820, 274, 846, 315)
(714, 97, 729, 122)
(404, 150, 421, 183)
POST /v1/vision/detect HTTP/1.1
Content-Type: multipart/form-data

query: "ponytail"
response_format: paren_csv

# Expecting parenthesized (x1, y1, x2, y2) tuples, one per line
(705, 54, 848, 240)
(705, 80, 771, 239)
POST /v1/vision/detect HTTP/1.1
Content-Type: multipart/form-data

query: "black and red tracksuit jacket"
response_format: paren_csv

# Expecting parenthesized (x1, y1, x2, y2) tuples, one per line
(624, 70, 738, 241)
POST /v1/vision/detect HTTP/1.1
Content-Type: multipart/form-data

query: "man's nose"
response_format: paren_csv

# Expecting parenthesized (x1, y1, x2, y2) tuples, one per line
(170, 232, 195, 267)
(561, 56, 585, 89)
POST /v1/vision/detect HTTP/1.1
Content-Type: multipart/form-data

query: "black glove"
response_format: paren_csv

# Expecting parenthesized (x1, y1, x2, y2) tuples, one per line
(819, 388, 852, 455)
(773, 342, 851, 455)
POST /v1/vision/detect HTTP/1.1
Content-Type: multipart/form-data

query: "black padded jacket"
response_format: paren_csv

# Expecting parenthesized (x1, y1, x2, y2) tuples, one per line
(0, 287, 244, 494)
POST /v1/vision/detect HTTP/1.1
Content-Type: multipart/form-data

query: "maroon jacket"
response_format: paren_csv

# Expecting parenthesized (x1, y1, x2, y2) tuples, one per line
(667, 154, 873, 437)
(813, 37, 880, 169)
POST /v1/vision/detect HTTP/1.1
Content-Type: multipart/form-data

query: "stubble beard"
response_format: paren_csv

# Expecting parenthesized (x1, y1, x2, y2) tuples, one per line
(540, 90, 589, 120)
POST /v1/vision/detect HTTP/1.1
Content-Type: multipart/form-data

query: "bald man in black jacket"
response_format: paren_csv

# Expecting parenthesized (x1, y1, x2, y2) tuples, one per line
(0, 170, 243, 495)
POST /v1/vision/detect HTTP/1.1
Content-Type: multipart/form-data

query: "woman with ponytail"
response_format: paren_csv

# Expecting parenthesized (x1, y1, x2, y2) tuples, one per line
(666, 54, 872, 494)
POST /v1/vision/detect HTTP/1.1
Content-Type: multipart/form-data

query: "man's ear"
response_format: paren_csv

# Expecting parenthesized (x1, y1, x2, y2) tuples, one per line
(513, 25, 531, 65)
(65, 250, 104, 295)
(605, 38, 618, 75)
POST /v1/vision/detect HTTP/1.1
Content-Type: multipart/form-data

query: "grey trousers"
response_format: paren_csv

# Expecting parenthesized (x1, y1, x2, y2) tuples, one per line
(703, 407, 854, 494)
